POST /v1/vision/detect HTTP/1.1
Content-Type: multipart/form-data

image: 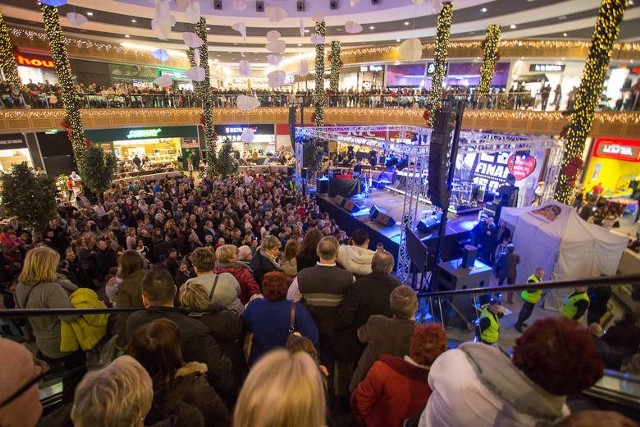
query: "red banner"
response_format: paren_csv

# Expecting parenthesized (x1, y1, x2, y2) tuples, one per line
(593, 137, 640, 163)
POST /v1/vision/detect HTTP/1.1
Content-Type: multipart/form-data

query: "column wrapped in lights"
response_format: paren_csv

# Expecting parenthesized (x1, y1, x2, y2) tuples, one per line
(194, 17, 217, 177)
(426, 1, 453, 127)
(555, 0, 627, 203)
(41, 5, 87, 164)
(314, 20, 326, 127)
(186, 47, 201, 95)
(329, 40, 341, 93)
(0, 11, 20, 87)
(477, 24, 501, 98)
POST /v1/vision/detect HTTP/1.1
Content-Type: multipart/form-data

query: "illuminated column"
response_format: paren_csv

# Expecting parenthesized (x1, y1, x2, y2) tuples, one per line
(427, 1, 453, 127)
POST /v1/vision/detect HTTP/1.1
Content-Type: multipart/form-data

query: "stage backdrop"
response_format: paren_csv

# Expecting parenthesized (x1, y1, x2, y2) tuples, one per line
(455, 148, 547, 206)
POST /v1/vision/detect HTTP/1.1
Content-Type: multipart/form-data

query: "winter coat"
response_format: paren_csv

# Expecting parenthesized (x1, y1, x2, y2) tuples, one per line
(214, 262, 261, 304)
(60, 288, 109, 352)
(249, 249, 283, 287)
(337, 245, 375, 277)
(114, 268, 147, 347)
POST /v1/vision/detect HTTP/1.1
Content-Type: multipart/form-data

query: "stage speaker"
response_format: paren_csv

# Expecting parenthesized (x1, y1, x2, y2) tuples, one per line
(343, 199, 362, 213)
(369, 204, 380, 219)
(330, 0, 339, 9)
(301, 167, 308, 179)
(214, 0, 223, 10)
(417, 216, 441, 233)
(296, 0, 305, 11)
(335, 195, 347, 206)
(256, 0, 264, 12)
(427, 109, 456, 208)
(461, 244, 478, 268)
(396, 158, 409, 171)
(375, 212, 396, 227)
(371, 0, 381, 4)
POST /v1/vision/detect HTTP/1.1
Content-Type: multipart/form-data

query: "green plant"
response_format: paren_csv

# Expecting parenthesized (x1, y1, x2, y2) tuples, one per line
(214, 137, 239, 178)
(79, 145, 116, 202)
(0, 162, 58, 236)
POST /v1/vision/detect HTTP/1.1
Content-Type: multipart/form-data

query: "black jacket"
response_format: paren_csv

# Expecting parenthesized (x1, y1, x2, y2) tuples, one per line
(249, 251, 281, 287)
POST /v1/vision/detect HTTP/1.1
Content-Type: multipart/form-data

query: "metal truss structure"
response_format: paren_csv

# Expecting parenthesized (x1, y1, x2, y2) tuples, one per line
(295, 125, 563, 284)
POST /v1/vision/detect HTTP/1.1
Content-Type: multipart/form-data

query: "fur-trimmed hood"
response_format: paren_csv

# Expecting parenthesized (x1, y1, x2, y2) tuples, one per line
(175, 361, 208, 379)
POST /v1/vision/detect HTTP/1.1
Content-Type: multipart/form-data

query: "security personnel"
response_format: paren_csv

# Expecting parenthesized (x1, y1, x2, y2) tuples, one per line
(562, 287, 590, 321)
(514, 267, 544, 333)
(478, 299, 504, 345)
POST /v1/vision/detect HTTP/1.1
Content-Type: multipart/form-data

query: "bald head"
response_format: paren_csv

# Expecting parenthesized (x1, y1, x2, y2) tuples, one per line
(0, 338, 43, 427)
(371, 250, 395, 274)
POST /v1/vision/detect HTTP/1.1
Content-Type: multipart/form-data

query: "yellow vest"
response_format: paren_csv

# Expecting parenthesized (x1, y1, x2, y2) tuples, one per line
(480, 306, 499, 344)
(561, 292, 590, 321)
(521, 274, 542, 304)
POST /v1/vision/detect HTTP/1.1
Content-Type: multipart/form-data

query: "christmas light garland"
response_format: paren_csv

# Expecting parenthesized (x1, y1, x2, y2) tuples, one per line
(329, 40, 341, 93)
(554, 0, 628, 203)
(41, 5, 87, 165)
(427, 1, 453, 127)
(477, 25, 501, 98)
(314, 20, 326, 128)
(194, 17, 217, 177)
(0, 11, 20, 87)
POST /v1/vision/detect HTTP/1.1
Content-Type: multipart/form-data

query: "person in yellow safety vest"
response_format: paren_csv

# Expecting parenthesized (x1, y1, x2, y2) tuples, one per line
(514, 267, 544, 333)
(478, 299, 506, 345)
(562, 287, 590, 321)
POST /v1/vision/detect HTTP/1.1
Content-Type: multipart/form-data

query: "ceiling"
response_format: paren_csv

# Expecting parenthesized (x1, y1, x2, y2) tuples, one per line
(2, 0, 639, 69)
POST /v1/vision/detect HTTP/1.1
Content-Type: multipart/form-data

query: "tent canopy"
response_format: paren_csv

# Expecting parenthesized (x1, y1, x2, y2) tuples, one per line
(500, 200, 628, 285)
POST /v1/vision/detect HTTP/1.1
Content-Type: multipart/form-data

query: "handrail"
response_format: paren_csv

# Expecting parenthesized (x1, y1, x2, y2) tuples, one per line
(0, 306, 146, 318)
(417, 274, 640, 299)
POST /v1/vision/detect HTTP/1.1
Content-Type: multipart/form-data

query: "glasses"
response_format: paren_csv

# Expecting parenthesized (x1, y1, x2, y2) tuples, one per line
(0, 358, 49, 410)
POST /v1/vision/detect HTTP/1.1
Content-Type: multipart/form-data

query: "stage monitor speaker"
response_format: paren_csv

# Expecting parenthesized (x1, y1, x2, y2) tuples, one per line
(375, 212, 396, 227)
(343, 199, 362, 213)
(335, 195, 347, 206)
(214, 0, 222, 9)
(256, 0, 264, 12)
(417, 216, 441, 234)
(461, 244, 478, 268)
(296, 0, 305, 11)
(369, 204, 380, 219)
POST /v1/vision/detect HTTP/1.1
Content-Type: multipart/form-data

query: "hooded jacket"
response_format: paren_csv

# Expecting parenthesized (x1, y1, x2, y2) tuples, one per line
(337, 245, 375, 277)
(60, 288, 109, 352)
(214, 261, 261, 304)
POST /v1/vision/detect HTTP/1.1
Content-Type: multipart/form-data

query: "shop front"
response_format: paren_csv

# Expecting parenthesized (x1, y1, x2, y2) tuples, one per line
(584, 137, 640, 202)
(0, 133, 33, 172)
(15, 53, 58, 85)
(85, 126, 199, 171)
(214, 124, 275, 160)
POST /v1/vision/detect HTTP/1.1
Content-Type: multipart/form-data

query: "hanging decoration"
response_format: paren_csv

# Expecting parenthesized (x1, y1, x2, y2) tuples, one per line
(266, 39, 286, 54)
(232, 0, 247, 11)
(237, 95, 260, 111)
(314, 20, 326, 128)
(231, 22, 247, 39)
(238, 59, 252, 76)
(151, 48, 169, 61)
(185, 66, 205, 81)
(154, 75, 173, 86)
(241, 128, 255, 142)
(0, 11, 21, 88)
(184, 1, 201, 24)
(41, 4, 87, 164)
(183, 32, 204, 48)
(329, 40, 341, 93)
(267, 54, 282, 65)
(40, 0, 67, 6)
(300, 20, 305, 38)
(555, 0, 628, 203)
(265, 6, 287, 22)
(267, 70, 286, 88)
(477, 24, 501, 98)
(297, 60, 309, 76)
(345, 21, 363, 34)
(398, 38, 422, 62)
(426, 1, 452, 127)
(66, 12, 88, 27)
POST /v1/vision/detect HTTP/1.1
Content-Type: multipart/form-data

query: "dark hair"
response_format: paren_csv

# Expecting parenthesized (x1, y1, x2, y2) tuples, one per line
(282, 239, 299, 263)
(127, 318, 184, 394)
(351, 229, 369, 246)
(141, 269, 176, 305)
(118, 250, 144, 279)
(262, 271, 289, 301)
(513, 317, 603, 395)
(298, 228, 323, 257)
(410, 323, 447, 366)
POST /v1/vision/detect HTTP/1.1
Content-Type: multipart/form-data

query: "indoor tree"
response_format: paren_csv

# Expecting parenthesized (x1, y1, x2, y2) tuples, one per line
(79, 145, 116, 203)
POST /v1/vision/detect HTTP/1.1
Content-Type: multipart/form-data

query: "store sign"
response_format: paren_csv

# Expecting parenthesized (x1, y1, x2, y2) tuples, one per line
(360, 65, 383, 72)
(15, 54, 55, 69)
(126, 128, 162, 139)
(214, 124, 274, 136)
(426, 62, 448, 75)
(593, 137, 640, 162)
(0, 133, 26, 149)
(529, 63, 565, 72)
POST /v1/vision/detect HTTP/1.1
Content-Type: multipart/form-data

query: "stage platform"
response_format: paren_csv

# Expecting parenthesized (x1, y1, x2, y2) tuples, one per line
(315, 187, 478, 262)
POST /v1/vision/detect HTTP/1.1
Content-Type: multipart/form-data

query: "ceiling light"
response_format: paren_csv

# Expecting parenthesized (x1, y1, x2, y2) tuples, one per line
(396, 38, 401, 42)
(629, 0, 634, 5)
(124, 34, 130, 38)
(297, 42, 302, 46)
(369, 25, 375, 30)
(558, 15, 566, 20)
(304, 29, 310, 33)
(481, 7, 487, 12)
(563, 32, 568, 37)
(131, 19, 137, 23)
(510, 24, 517, 29)
(206, 27, 211, 30)
(562, 57, 565, 60)
(86, 11, 93, 16)
(404, 21, 410, 26)
(631, 59, 635, 63)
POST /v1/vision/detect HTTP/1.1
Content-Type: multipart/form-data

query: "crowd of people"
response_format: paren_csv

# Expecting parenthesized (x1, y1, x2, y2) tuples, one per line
(0, 169, 639, 426)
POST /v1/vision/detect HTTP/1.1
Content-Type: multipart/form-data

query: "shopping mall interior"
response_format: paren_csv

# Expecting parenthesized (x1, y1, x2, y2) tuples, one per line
(0, 0, 640, 426)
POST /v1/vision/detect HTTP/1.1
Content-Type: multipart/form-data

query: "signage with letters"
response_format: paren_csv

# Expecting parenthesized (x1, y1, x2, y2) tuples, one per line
(126, 128, 162, 139)
(15, 54, 55, 69)
(214, 124, 274, 136)
(85, 126, 197, 142)
(593, 137, 640, 162)
(529, 63, 565, 72)
(360, 65, 383, 72)
(426, 62, 449, 75)
(0, 133, 27, 149)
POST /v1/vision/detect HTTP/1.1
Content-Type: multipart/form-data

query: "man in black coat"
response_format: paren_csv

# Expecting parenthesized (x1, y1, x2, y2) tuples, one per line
(335, 249, 400, 400)
(126, 269, 236, 406)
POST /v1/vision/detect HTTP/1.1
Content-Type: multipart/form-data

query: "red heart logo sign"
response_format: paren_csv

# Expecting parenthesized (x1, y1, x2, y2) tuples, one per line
(507, 155, 537, 180)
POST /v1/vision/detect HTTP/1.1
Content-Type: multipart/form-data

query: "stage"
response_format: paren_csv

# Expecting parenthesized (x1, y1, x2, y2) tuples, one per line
(315, 187, 478, 263)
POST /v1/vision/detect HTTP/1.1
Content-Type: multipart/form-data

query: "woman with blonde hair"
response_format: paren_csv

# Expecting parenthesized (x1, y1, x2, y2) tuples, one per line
(214, 244, 261, 304)
(234, 349, 326, 427)
(14, 246, 84, 399)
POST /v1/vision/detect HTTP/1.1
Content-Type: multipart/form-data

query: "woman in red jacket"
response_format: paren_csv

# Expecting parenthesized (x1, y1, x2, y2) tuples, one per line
(214, 244, 261, 304)
(351, 323, 447, 427)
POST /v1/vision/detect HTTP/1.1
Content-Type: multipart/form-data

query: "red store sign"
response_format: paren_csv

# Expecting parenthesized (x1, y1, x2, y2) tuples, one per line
(15, 54, 55, 69)
(593, 137, 640, 162)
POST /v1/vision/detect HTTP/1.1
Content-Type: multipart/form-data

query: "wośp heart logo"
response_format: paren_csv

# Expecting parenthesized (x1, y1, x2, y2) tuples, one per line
(507, 154, 537, 180)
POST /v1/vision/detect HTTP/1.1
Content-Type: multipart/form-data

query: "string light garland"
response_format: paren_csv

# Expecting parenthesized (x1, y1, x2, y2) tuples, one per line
(329, 40, 341, 93)
(477, 25, 501, 98)
(555, 0, 628, 203)
(41, 5, 87, 165)
(0, 12, 20, 87)
(314, 20, 326, 128)
(427, 1, 453, 127)
(194, 17, 217, 177)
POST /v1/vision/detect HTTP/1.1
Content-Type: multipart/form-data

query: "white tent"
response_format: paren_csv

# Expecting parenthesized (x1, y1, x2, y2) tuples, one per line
(500, 200, 629, 286)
